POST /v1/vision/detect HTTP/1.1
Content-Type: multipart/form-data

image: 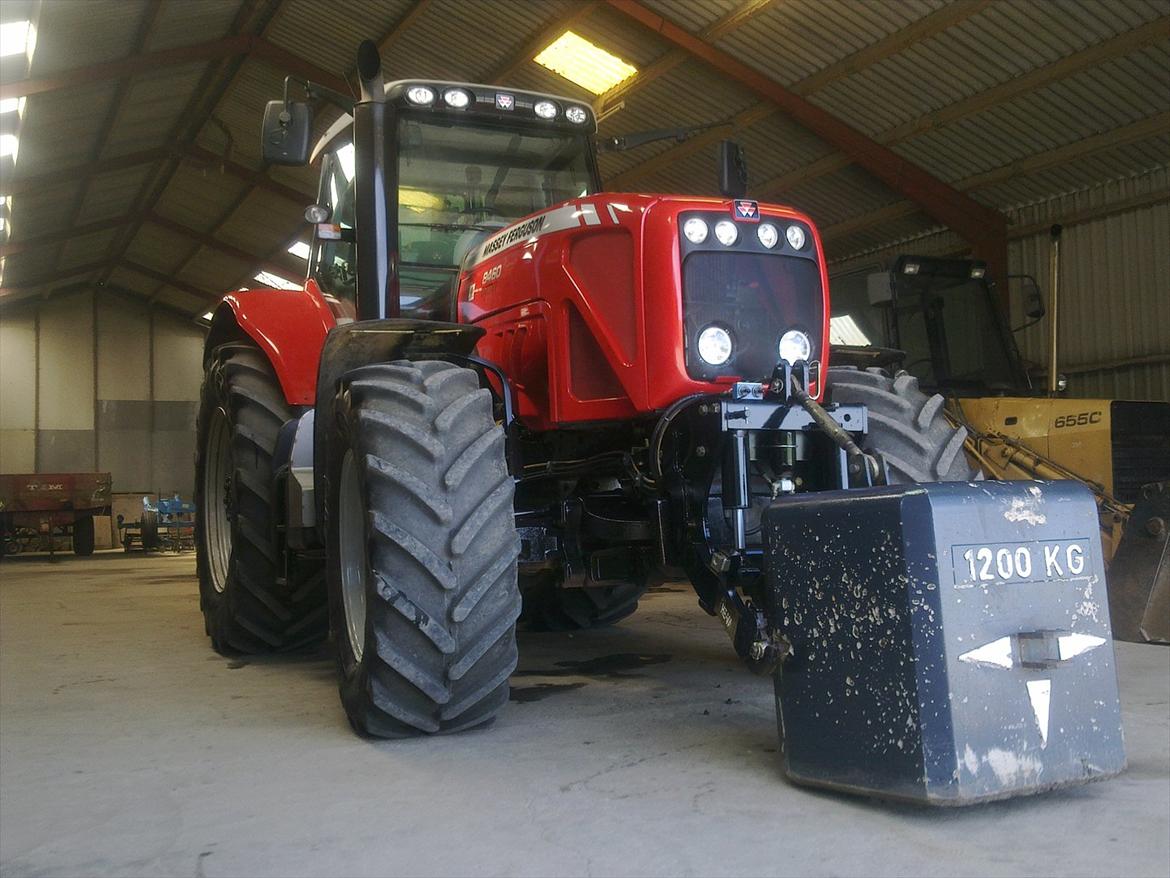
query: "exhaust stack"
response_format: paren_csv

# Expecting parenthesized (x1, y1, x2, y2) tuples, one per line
(352, 40, 397, 320)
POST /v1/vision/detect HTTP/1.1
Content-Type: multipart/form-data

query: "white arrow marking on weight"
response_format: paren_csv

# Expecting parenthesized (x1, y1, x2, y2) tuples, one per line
(1026, 678, 1052, 747)
(958, 636, 1014, 669)
(1057, 633, 1106, 661)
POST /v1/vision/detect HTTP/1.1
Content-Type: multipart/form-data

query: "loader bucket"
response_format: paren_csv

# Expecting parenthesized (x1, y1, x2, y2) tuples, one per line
(762, 480, 1125, 805)
(1106, 481, 1169, 644)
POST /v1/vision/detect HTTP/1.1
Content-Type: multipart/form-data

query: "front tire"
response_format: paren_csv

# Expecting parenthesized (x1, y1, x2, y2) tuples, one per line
(326, 360, 521, 738)
(195, 343, 327, 654)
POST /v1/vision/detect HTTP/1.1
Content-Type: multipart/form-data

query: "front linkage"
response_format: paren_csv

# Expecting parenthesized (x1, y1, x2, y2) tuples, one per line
(651, 360, 884, 675)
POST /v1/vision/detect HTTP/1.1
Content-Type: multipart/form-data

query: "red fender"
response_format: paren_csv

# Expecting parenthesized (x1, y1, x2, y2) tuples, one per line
(206, 281, 336, 406)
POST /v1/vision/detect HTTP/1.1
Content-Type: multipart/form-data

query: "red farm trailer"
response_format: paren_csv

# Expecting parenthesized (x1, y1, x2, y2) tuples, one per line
(0, 472, 112, 556)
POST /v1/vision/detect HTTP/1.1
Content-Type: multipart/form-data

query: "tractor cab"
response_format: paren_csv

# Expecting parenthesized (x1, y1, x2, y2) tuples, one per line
(831, 254, 1035, 395)
(264, 75, 601, 323)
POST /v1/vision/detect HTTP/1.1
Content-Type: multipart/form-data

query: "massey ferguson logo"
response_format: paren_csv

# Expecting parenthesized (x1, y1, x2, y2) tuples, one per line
(495, 93, 515, 111)
(733, 199, 759, 221)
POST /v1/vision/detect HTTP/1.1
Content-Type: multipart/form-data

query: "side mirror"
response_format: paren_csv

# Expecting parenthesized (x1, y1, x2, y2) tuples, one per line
(1024, 282, 1046, 320)
(261, 99, 312, 165)
(717, 140, 747, 199)
(1011, 274, 1046, 320)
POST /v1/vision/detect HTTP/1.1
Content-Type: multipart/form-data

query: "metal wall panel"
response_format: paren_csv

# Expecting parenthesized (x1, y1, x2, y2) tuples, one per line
(0, 291, 206, 492)
(37, 292, 94, 432)
(1009, 169, 1170, 402)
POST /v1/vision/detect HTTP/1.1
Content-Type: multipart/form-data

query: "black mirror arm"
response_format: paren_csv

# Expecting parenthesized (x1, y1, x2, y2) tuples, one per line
(283, 75, 354, 114)
(598, 122, 723, 153)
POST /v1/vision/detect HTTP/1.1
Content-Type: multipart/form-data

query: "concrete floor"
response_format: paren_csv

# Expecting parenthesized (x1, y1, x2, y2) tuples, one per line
(1, 553, 1167, 878)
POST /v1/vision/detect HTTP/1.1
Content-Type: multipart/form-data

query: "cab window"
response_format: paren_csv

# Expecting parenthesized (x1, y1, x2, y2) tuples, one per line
(311, 142, 357, 306)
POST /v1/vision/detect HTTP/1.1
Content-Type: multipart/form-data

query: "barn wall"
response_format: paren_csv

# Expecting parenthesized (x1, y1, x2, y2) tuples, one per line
(0, 289, 206, 497)
(829, 166, 1170, 401)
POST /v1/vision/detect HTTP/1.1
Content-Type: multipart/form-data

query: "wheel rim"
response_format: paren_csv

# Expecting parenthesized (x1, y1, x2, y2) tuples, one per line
(202, 408, 233, 594)
(338, 449, 368, 663)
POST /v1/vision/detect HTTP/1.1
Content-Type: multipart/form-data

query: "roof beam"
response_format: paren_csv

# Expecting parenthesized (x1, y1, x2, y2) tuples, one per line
(483, 1, 599, 85)
(97, 0, 287, 293)
(882, 16, 1170, 144)
(0, 34, 254, 101)
(756, 15, 1170, 200)
(145, 211, 302, 280)
(177, 145, 314, 203)
(822, 111, 1170, 244)
(1, 145, 313, 204)
(796, 0, 994, 96)
(53, 2, 165, 283)
(0, 213, 140, 259)
(609, 0, 992, 190)
(595, 0, 776, 114)
(0, 261, 107, 296)
(0, 34, 349, 102)
(606, 0, 1006, 249)
(374, 0, 433, 54)
(118, 260, 221, 302)
(2, 148, 169, 198)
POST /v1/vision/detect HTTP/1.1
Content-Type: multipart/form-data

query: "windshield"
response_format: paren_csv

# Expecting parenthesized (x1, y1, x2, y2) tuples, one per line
(397, 116, 595, 314)
(829, 266, 1020, 392)
(891, 274, 1018, 390)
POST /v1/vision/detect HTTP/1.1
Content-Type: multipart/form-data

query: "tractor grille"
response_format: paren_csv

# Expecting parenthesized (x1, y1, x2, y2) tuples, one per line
(1111, 400, 1170, 502)
(681, 252, 823, 383)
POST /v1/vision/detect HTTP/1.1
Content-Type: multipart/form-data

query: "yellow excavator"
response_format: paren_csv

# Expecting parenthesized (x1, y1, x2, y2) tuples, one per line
(831, 238, 1169, 643)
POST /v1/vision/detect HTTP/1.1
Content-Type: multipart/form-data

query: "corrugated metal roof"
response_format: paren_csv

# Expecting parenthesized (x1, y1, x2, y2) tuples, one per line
(714, 0, 946, 91)
(145, 0, 244, 53)
(155, 162, 251, 234)
(75, 165, 154, 225)
(641, 0, 743, 35)
(0, 0, 1167, 324)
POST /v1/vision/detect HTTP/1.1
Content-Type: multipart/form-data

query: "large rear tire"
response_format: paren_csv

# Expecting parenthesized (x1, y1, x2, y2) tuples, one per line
(326, 360, 521, 738)
(195, 343, 327, 654)
(826, 367, 977, 483)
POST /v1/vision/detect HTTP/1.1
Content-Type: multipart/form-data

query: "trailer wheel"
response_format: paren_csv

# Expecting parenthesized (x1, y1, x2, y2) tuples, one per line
(72, 515, 95, 556)
(826, 367, 977, 482)
(326, 360, 520, 738)
(195, 343, 327, 654)
(520, 574, 646, 630)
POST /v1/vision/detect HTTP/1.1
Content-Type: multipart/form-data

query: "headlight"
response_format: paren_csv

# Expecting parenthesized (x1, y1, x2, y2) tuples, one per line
(443, 88, 470, 108)
(714, 220, 738, 246)
(682, 217, 708, 244)
(565, 106, 588, 124)
(785, 224, 806, 250)
(534, 100, 558, 119)
(757, 223, 779, 249)
(697, 326, 733, 366)
(406, 86, 435, 105)
(778, 329, 811, 365)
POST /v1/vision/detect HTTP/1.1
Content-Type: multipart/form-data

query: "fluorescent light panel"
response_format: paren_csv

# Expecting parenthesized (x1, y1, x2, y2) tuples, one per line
(534, 31, 637, 95)
(0, 20, 35, 59)
(287, 241, 311, 260)
(253, 270, 300, 291)
(829, 315, 871, 346)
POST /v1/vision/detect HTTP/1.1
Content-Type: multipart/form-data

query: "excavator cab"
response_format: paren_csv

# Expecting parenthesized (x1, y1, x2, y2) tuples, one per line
(833, 255, 1030, 394)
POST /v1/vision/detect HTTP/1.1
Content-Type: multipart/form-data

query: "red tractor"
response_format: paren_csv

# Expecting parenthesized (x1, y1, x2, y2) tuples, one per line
(196, 42, 1125, 804)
